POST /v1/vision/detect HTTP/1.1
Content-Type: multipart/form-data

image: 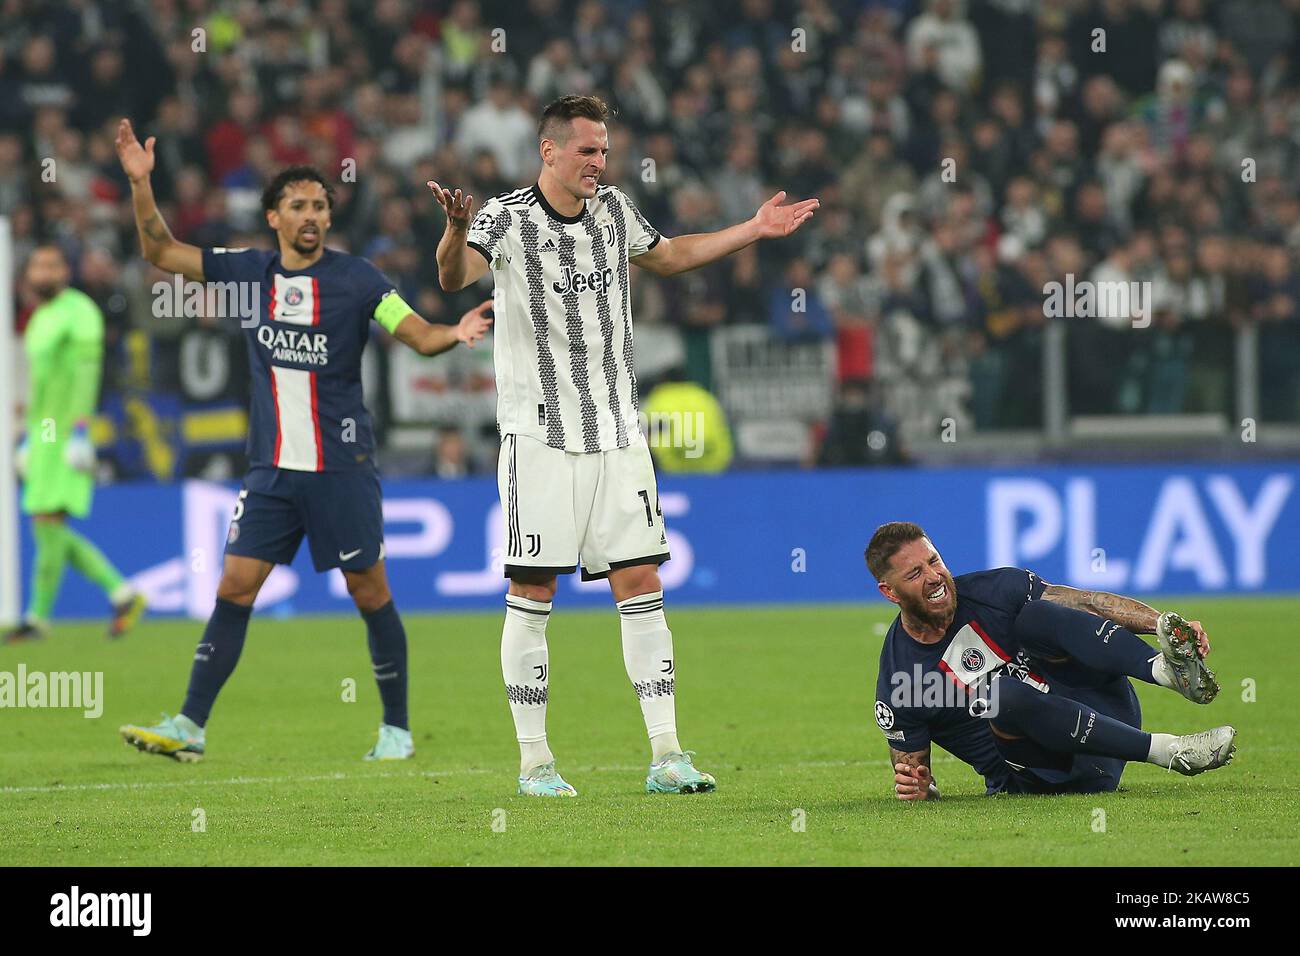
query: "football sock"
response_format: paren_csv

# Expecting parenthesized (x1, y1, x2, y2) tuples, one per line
(62, 525, 126, 597)
(28, 520, 70, 623)
(991, 675, 1151, 762)
(1013, 598, 1162, 685)
(1146, 733, 1179, 766)
(617, 591, 681, 761)
(362, 600, 409, 731)
(180, 598, 253, 727)
(502, 595, 553, 774)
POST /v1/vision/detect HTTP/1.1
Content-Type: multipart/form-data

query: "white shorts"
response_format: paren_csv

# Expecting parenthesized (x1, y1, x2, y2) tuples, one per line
(498, 433, 670, 580)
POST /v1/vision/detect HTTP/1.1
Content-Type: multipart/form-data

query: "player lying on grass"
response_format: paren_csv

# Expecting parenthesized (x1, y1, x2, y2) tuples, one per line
(112, 118, 491, 762)
(428, 94, 819, 796)
(867, 521, 1236, 799)
(3, 244, 147, 646)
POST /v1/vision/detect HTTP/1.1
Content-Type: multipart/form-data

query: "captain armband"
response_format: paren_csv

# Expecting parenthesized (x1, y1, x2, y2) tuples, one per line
(374, 290, 414, 333)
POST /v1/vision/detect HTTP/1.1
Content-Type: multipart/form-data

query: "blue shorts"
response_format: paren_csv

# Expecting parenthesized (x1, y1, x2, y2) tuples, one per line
(224, 465, 384, 573)
(998, 676, 1143, 795)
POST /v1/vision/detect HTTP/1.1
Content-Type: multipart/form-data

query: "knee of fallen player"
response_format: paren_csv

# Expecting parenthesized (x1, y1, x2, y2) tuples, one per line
(986, 675, 1039, 734)
(988, 720, 1023, 740)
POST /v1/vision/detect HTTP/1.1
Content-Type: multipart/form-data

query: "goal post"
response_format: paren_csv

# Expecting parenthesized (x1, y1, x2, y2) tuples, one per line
(0, 216, 19, 626)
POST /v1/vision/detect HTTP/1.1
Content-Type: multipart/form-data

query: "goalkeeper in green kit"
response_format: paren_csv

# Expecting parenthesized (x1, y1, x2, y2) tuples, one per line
(3, 244, 145, 644)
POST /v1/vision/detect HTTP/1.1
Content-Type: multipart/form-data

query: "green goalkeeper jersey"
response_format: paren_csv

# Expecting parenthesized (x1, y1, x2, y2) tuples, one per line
(22, 287, 104, 516)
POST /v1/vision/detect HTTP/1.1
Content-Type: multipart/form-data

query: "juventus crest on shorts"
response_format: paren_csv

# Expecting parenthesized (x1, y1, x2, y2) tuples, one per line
(467, 183, 661, 454)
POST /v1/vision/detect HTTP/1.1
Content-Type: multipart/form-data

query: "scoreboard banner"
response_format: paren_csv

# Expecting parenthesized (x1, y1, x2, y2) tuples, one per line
(19, 461, 1300, 619)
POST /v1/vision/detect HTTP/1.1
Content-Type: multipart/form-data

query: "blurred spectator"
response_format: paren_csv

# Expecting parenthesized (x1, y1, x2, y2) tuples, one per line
(454, 78, 534, 183)
(817, 379, 908, 467)
(432, 425, 481, 478)
(3, 0, 1298, 486)
(768, 258, 834, 343)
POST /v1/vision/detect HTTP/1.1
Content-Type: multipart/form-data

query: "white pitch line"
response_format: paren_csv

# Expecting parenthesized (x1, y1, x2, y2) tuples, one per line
(1, 756, 936, 796)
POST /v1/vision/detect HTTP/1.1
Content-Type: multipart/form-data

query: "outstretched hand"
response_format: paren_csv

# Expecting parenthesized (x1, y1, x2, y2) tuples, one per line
(115, 118, 155, 183)
(457, 299, 494, 347)
(427, 180, 475, 230)
(752, 190, 820, 239)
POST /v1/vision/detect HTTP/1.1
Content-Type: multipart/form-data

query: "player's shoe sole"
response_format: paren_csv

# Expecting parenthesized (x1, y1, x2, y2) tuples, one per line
(1156, 611, 1219, 704)
(120, 725, 204, 762)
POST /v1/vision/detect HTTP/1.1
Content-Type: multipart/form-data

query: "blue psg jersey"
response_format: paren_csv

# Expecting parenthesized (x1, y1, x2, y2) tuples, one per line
(873, 568, 1048, 795)
(202, 246, 399, 472)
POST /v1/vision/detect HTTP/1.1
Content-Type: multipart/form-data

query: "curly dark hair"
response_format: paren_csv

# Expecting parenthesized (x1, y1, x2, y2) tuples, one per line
(261, 165, 336, 212)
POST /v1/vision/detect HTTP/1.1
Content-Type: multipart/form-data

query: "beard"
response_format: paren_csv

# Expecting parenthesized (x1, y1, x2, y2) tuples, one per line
(898, 573, 958, 631)
(30, 281, 61, 301)
(290, 235, 319, 256)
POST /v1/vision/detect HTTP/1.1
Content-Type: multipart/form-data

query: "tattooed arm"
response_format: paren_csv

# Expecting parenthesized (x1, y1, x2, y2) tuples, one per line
(1040, 584, 1160, 634)
(1042, 583, 1211, 656)
(891, 746, 939, 801)
(115, 119, 204, 281)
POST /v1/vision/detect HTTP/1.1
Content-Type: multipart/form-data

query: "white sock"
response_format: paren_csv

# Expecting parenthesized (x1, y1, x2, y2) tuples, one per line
(110, 582, 136, 606)
(618, 591, 681, 761)
(502, 595, 554, 775)
(1150, 653, 1176, 689)
(1146, 732, 1178, 765)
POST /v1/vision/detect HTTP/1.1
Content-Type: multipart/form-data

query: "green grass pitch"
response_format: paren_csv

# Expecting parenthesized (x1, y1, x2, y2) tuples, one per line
(2, 598, 1296, 866)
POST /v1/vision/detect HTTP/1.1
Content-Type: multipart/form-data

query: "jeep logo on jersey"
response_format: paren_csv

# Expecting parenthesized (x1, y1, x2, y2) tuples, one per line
(962, 647, 985, 672)
(874, 700, 895, 730)
(256, 325, 329, 365)
(552, 265, 615, 296)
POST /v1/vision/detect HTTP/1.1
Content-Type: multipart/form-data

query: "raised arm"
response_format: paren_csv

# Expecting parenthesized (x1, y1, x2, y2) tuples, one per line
(115, 118, 204, 282)
(428, 181, 489, 292)
(890, 745, 938, 801)
(389, 299, 493, 357)
(634, 190, 819, 278)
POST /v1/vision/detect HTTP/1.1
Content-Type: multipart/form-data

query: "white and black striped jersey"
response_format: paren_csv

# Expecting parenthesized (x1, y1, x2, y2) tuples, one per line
(466, 183, 660, 453)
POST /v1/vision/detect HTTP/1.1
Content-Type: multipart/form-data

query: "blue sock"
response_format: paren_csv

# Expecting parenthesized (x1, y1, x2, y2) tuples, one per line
(364, 600, 409, 730)
(181, 598, 252, 727)
(1013, 599, 1159, 685)
(991, 676, 1151, 762)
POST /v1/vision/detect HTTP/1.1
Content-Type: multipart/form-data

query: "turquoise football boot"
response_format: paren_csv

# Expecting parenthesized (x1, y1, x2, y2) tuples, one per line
(517, 761, 578, 797)
(120, 713, 205, 762)
(645, 751, 716, 793)
(364, 724, 414, 761)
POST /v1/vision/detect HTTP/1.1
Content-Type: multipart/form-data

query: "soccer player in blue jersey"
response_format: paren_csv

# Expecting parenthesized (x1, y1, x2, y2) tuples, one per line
(867, 522, 1236, 800)
(111, 118, 492, 762)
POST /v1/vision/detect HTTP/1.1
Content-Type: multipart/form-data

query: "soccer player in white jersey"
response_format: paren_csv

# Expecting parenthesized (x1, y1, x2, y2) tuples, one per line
(428, 95, 818, 796)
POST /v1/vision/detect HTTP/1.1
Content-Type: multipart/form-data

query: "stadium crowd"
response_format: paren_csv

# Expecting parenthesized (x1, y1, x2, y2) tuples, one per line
(3, 0, 1300, 479)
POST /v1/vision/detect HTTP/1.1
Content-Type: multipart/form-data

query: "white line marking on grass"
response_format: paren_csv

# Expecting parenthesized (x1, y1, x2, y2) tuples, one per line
(2, 757, 924, 795)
